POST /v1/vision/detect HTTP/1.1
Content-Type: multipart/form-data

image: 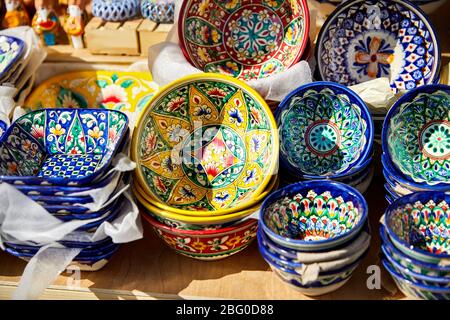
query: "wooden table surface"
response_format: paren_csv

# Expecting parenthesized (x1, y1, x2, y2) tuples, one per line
(1, 2, 449, 300)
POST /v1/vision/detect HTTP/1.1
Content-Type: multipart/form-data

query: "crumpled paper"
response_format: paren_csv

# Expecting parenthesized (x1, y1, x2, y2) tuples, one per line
(148, 0, 313, 101)
(0, 153, 143, 299)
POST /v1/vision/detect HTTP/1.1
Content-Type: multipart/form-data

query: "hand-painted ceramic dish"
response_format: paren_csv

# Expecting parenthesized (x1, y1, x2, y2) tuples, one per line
(132, 73, 279, 213)
(380, 225, 450, 278)
(0, 109, 129, 186)
(384, 191, 450, 264)
(0, 35, 25, 81)
(382, 85, 450, 186)
(316, 0, 441, 93)
(141, 0, 174, 23)
(276, 82, 373, 179)
(24, 71, 158, 115)
(260, 181, 368, 251)
(92, 0, 140, 21)
(178, 0, 310, 80)
(132, 172, 279, 217)
(143, 213, 258, 260)
(382, 259, 450, 300)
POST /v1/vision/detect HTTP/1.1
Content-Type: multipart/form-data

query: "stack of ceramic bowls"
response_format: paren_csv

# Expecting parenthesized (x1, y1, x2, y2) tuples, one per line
(380, 191, 450, 300)
(177, 0, 310, 81)
(381, 84, 450, 204)
(258, 180, 370, 296)
(0, 108, 130, 271)
(275, 82, 374, 193)
(131, 74, 279, 260)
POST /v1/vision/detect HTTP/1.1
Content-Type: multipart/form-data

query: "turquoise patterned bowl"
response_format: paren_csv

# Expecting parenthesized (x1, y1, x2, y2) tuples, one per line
(260, 180, 368, 251)
(276, 82, 373, 179)
(384, 192, 450, 264)
(383, 84, 450, 187)
(0, 109, 129, 186)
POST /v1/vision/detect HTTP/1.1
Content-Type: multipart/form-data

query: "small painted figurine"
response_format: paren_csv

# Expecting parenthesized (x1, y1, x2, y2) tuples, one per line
(32, 0, 61, 46)
(2, 0, 31, 29)
(63, 1, 85, 49)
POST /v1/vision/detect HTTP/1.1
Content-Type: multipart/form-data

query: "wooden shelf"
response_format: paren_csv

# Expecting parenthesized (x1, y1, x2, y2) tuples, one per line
(0, 144, 404, 300)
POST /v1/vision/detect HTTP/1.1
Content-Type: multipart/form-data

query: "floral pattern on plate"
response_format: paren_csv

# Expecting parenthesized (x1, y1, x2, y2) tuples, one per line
(179, 0, 309, 80)
(0, 35, 25, 81)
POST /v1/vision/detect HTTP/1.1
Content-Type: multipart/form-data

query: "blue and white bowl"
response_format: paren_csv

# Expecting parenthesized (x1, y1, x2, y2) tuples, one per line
(260, 180, 368, 251)
(316, 0, 441, 94)
(140, 0, 174, 23)
(92, 0, 140, 21)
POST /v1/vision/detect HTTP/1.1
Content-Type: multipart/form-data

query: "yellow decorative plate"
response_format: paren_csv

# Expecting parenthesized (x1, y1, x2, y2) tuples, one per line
(25, 70, 159, 114)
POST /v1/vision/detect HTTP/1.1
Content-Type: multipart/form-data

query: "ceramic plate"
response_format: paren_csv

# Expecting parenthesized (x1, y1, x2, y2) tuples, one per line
(132, 73, 278, 212)
(25, 71, 159, 114)
(0, 35, 25, 81)
(178, 0, 310, 80)
(0, 109, 129, 186)
(316, 0, 441, 93)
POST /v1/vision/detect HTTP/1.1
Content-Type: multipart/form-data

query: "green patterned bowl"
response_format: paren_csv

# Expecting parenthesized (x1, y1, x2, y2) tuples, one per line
(383, 85, 450, 186)
(384, 191, 450, 264)
(131, 73, 279, 215)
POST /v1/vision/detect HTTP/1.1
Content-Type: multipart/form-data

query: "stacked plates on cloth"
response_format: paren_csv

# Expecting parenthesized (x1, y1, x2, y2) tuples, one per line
(381, 84, 450, 204)
(0, 108, 131, 270)
(258, 180, 370, 296)
(380, 192, 450, 300)
(275, 82, 374, 193)
(132, 73, 279, 260)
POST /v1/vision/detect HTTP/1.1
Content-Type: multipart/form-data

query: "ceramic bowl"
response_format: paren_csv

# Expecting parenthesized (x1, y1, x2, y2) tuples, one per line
(132, 172, 279, 217)
(380, 225, 450, 277)
(92, 0, 139, 21)
(316, 0, 441, 94)
(260, 180, 368, 251)
(0, 109, 129, 186)
(131, 73, 279, 213)
(24, 71, 158, 115)
(382, 259, 450, 300)
(260, 244, 361, 296)
(178, 0, 310, 80)
(140, 0, 174, 23)
(276, 82, 373, 179)
(382, 246, 450, 287)
(0, 35, 25, 81)
(143, 213, 258, 260)
(382, 84, 450, 186)
(384, 191, 450, 264)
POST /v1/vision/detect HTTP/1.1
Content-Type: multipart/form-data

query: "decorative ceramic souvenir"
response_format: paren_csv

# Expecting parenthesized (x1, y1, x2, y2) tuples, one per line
(276, 82, 373, 179)
(131, 73, 279, 212)
(260, 181, 368, 251)
(0, 109, 129, 186)
(143, 213, 258, 260)
(383, 85, 450, 186)
(2, 0, 30, 29)
(380, 225, 450, 278)
(140, 0, 174, 23)
(178, 0, 310, 80)
(92, 0, 140, 21)
(0, 36, 25, 82)
(32, 7, 61, 46)
(0, 120, 7, 140)
(382, 259, 450, 300)
(384, 192, 450, 264)
(316, 0, 441, 93)
(64, 4, 85, 49)
(25, 71, 158, 115)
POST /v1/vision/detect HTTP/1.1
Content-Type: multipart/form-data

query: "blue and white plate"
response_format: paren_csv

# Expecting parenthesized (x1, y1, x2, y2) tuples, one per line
(0, 35, 25, 81)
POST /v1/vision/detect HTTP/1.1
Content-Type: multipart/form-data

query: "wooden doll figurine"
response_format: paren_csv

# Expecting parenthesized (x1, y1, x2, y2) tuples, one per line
(32, 0, 61, 46)
(63, 0, 85, 49)
(2, 0, 30, 29)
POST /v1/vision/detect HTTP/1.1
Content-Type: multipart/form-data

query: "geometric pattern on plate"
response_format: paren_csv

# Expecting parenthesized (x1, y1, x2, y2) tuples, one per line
(179, 0, 309, 80)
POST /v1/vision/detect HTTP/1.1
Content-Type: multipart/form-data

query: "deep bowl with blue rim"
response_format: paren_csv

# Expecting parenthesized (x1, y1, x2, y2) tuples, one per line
(384, 191, 450, 264)
(315, 0, 441, 94)
(382, 84, 450, 187)
(260, 180, 368, 251)
(0, 108, 129, 186)
(276, 82, 373, 180)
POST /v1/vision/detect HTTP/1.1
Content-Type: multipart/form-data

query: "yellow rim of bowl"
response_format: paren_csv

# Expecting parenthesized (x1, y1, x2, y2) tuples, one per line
(131, 73, 279, 215)
(132, 173, 279, 217)
(133, 184, 261, 224)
